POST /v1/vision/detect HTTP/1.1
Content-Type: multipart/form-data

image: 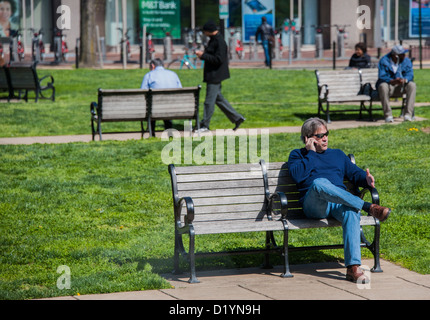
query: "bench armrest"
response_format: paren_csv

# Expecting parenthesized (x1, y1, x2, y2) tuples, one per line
(90, 102, 98, 118)
(318, 84, 328, 100)
(175, 197, 195, 226)
(39, 74, 55, 88)
(360, 186, 380, 205)
(269, 192, 288, 219)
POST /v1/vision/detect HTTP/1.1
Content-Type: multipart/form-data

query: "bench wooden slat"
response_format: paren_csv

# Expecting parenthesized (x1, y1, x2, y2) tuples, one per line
(193, 219, 285, 235)
(190, 195, 265, 207)
(176, 171, 263, 183)
(175, 163, 261, 174)
(191, 203, 265, 215)
(177, 178, 264, 191)
(190, 211, 267, 223)
(178, 186, 265, 199)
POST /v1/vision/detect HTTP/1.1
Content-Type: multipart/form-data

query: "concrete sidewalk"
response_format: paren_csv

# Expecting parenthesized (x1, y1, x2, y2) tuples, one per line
(42, 259, 430, 300)
(0, 116, 426, 145)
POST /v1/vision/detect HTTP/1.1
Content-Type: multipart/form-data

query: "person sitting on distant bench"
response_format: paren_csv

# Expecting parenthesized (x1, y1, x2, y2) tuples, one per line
(348, 42, 371, 69)
(141, 58, 182, 136)
(376, 45, 416, 123)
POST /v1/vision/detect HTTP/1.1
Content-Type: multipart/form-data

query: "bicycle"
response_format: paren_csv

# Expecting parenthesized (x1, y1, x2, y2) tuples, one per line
(9, 29, 25, 62)
(53, 28, 69, 62)
(167, 49, 204, 69)
(29, 28, 45, 62)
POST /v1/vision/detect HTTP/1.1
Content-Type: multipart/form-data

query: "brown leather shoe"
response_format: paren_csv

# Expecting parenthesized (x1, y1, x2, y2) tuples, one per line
(369, 204, 391, 222)
(346, 265, 369, 284)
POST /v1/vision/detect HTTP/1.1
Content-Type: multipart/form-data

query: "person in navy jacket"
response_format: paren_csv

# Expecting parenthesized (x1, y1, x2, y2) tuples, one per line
(288, 118, 391, 283)
(376, 45, 416, 122)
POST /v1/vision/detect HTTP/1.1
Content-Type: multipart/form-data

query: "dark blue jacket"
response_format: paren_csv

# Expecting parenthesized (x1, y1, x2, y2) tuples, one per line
(288, 148, 368, 204)
(376, 53, 414, 88)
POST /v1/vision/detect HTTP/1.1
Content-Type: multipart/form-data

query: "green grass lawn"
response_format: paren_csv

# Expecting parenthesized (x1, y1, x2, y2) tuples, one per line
(0, 68, 429, 300)
(1, 68, 430, 137)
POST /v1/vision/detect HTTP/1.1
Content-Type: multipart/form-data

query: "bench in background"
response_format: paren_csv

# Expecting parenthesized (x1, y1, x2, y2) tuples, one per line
(7, 62, 55, 102)
(0, 66, 11, 101)
(91, 89, 150, 141)
(90, 86, 201, 141)
(315, 69, 372, 123)
(149, 86, 201, 135)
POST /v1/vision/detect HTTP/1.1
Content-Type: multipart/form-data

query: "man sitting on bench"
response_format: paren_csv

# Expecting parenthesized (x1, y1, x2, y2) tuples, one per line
(141, 58, 182, 136)
(288, 118, 391, 284)
(376, 45, 416, 123)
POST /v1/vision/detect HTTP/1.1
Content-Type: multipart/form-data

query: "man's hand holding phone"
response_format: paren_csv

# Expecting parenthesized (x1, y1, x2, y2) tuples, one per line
(305, 136, 317, 152)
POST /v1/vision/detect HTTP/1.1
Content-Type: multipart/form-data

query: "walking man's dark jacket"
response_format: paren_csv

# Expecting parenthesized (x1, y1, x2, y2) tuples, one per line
(200, 32, 230, 84)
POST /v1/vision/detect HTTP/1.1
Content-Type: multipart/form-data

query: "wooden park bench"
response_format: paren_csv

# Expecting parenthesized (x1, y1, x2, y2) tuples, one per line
(149, 86, 201, 135)
(90, 86, 201, 141)
(315, 69, 372, 123)
(91, 89, 150, 141)
(0, 66, 11, 101)
(7, 62, 55, 102)
(169, 156, 383, 283)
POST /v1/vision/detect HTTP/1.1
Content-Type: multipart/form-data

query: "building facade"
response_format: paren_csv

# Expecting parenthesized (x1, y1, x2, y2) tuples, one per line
(9, 0, 424, 52)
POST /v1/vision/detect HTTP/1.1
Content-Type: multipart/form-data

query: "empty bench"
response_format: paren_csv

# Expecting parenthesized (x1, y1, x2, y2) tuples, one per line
(90, 86, 201, 141)
(0, 66, 11, 101)
(315, 69, 372, 123)
(7, 62, 55, 102)
(168, 156, 383, 283)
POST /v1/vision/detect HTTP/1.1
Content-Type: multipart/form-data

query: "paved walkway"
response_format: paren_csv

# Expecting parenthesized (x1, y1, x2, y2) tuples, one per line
(41, 259, 430, 300)
(1, 115, 427, 145)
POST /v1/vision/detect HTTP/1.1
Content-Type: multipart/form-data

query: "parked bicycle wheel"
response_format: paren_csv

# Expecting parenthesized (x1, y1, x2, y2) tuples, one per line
(167, 58, 191, 70)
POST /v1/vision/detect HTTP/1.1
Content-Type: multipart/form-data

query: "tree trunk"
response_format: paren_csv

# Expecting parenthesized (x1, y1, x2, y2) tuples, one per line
(80, 0, 105, 67)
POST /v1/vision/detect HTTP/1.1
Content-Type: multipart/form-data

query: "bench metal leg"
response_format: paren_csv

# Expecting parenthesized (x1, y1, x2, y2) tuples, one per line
(281, 221, 293, 278)
(262, 231, 274, 269)
(326, 102, 331, 124)
(173, 230, 183, 275)
(360, 223, 383, 273)
(188, 228, 200, 283)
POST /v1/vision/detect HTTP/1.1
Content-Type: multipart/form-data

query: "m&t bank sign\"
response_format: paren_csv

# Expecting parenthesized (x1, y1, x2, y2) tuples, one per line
(139, 0, 181, 39)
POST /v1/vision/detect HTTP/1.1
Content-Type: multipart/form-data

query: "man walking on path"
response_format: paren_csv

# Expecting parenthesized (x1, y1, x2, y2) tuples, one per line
(195, 20, 245, 133)
(255, 16, 275, 69)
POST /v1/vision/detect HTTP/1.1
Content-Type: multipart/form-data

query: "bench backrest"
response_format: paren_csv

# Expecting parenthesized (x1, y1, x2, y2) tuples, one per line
(0, 67, 9, 91)
(315, 69, 362, 98)
(359, 68, 379, 90)
(150, 86, 200, 120)
(169, 162, 267, 233)
(7, 63, 38, 90)
(98, 89, 149, 121)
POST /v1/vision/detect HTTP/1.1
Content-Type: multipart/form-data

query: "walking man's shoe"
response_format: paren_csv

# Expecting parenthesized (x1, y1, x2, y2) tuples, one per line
(346, 265, 369, 284)
(369, 204, 391, 222)
(233, 118, 245, 131)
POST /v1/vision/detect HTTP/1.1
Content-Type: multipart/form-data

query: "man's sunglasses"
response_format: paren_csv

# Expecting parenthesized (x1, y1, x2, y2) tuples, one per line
(310, 131, 329, 139)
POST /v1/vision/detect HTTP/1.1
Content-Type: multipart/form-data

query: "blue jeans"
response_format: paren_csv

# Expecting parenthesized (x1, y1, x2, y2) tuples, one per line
(262, 40, 271, 67)
(302, 178, 365, 266)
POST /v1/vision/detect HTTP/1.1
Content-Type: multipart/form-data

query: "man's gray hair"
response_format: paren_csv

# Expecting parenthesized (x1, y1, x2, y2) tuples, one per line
(150, 58, 164, 67)
(300, 118, 328, 143)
